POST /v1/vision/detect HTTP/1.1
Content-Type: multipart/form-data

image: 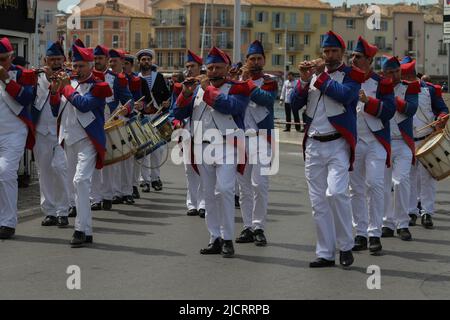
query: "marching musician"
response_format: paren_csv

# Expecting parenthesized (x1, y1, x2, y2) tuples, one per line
(90, 44, 113, 211)
(235, 40, 277, 247)
(291, 31, 364, 268)
(0, 37, 35, 240)
(93, 45, 109, 81)
(348, 37, 395, 254)
(174, 46, 251, 258)
(400, 57, 449, 229)
(49, 41, 112, 247)
(32, 41, 71, 228)
(106, 49, 135, 206)
(380, 55, 419, 241)
(123, 53, 144, 201)
(136, 49, 171, 192)
(177, 50, 206, 218)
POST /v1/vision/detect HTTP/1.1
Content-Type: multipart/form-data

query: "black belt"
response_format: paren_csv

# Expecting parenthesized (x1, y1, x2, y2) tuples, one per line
(414, 134, 431, 142)
(311, 133, 342, 142)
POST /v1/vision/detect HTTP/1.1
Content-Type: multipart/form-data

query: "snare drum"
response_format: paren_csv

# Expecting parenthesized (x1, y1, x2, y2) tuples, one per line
(104, 119, 136, 166)
(135, 117, 166, 159)
(416, 130, 450, 181)
(152, 113, 173, 142)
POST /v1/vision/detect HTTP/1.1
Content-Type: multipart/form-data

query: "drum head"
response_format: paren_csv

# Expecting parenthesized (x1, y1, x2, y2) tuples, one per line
(416, 132, 444, 156)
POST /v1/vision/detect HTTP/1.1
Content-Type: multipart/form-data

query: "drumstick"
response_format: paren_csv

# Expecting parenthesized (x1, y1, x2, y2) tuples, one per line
(417, 114, 449, 132)
(106, 99, 132, 124)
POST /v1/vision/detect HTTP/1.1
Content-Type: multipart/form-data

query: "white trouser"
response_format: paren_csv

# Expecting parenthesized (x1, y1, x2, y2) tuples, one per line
(237, 136, 270, 231)
(304, 138, 353, 260)
(409, 140, 436, 215)
(34, 132, 70, 216)
(111, 161, 122, 197)
(185, 163, 205, 210)
(383, 139, 412, 230)
(65, 138, 97, 236)
(151, 145, 165, 181)
(133, 157, 141, 187)
(197, 143, 237, 242)
(235, 179, 240, 197)
(0, 130, 27, 228)
(350, 139, 386, 238)
(90, 169, 103, 203)
(120, 157, 134, 196)
(141, 154, 151, 183)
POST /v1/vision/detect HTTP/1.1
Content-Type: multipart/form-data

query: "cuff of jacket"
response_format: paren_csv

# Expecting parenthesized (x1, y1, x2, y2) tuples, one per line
(62, 85, 76, 101)
(5, 80, 21, 98)
(364, 97, 381, 117)
(203, 85, 221, 107)
(395, 96, 407, 114)
(313, 72, 330, 90)
(176, 92, 193, 108)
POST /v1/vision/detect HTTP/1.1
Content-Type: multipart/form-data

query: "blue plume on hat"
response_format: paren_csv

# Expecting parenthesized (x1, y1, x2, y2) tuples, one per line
(46, 41, 65, 57)
(247, 40, 265, 58)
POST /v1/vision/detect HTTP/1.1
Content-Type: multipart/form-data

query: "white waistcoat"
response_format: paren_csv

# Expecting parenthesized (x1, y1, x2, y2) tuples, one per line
(35, 73, 57, 136)
(58, 80, 96, 146)
(190, 84, 239, 143)
(391, 83, 408, 138)
(306, 70, 346, 137)
(414, 86, 434, 138)
(0, 70, 27, 135)
(243, 77, 270, 131)
(357, 78, 384, 143)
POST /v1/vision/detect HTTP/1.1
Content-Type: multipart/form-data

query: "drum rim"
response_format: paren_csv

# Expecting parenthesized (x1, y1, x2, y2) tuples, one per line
(105, 119, 126, 131)
(104, 152, 134, 166)
(415, 130, 445, 157)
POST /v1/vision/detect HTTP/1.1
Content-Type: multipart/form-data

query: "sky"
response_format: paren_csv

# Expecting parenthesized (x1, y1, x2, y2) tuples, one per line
(57, 0, 440, 12)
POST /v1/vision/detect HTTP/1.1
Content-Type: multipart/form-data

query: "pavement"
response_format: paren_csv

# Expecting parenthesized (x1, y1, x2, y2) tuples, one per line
(3, 141, 450, 300)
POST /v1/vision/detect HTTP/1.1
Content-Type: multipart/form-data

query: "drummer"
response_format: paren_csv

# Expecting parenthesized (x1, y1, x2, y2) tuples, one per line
(136, 49, 171, 193)
(400, 57, 449, 229)
(123, 53, 145, 200)
(106, 48, 135, 206)
(381, 55, 419, 241)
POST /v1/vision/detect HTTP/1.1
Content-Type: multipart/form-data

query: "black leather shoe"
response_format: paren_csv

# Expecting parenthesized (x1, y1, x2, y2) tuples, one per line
(123, 195, 134, 205)
(421, 213, 434, 229)
(132, 186, 140, 199)
(112, 196, 123, 204)
(352, 235, 368, 251)
(309, 258, 335, 268)
(103, 200, 112, 211)
(221, 240, 235, 258)
(253, 229, 267, 246)
(339, 250, 354, 267)
(70, 230, 86, 248)
(200, 238, 223, 255)
(187, 209, 199, 216)
(235, 195, 240, 209)
(381, 227, 394, 238)
(397, 228, 412, 241)
(85, 235, 93, 244)
(41, 215, 58, 226)
(369, 237, 382, 254)
(142, 183, 151, 193)
(235, 228, 254, 243)
(409, 214, 417, 226)
(198, 209, 206, 218)
(0, 226, 15, 239)
(152, 179, 163, 191)
(56, 216, 69, 228)
(91, 202, 102, 211)
(68, 206, 77, 218)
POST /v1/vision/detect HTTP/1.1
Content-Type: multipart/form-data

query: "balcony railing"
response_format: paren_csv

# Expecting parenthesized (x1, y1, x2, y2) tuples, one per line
(153, 41, 187, 49)
(287, 44, 304, 52)
(405, 30, 419, 38)
(404, 49, 416, 56)
(241, 20, 253, 28)
(438, 49, 447, 56)
(287, 24, 317, 33)
(152, 18, 186, 27)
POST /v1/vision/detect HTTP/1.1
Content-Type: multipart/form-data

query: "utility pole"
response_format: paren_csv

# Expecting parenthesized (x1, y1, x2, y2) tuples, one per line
(284, 23, 288, 83)
(233, 0, 241, 63)
(201, 0, 208, 59)
(211, 0, 214, 47)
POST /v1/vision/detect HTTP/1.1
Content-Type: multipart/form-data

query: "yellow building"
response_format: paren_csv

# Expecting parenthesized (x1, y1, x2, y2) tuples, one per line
(151, 0, 332, 73)
(249, 0, 332, 74)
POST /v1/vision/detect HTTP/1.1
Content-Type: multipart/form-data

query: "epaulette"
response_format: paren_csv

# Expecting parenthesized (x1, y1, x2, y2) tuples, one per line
(129, 76, 141, 92)
(17, 68, 37, 86)
(406, 80, 421, 94)
(347, 66, 365, 84)
(378, 78, 394, 95)
(118, 73, 128, 88)
(91, 82, 113, 98)
(228, 80, 253, 96)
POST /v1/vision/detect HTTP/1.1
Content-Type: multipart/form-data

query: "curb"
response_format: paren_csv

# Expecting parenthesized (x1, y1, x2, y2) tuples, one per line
(18, 206, 42, 220)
